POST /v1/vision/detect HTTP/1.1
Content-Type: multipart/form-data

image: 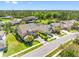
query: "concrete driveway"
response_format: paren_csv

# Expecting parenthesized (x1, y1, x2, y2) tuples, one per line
(35, 36, 48, 45)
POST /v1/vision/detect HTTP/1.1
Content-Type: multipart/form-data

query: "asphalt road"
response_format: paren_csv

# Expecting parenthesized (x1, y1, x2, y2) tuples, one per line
(23, 32, 79, 57)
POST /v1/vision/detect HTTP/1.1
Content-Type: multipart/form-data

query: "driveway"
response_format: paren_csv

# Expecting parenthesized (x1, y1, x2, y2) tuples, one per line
(23, 32, 79, 57)
(61, 30, 71, 34)
(35, 36, 48, 44)
(51, 34, 60, 39)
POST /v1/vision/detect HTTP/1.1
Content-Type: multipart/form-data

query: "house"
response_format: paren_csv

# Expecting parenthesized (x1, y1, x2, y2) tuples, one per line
(0, 31, 6, 51)
(50, 23, 60, 32)
(17, 23, 51, 37)
(60, 20, 76, 30)
(36, 24, 51, 34)
(50, 20, 76, 32)
(17, 23, 38, 37)
(22, 16, 38, 23)
(10, 19, 21, 25)
(5, 16, 13, 19)
(0, 16, 13, 19)
(0, 21, 5, 26)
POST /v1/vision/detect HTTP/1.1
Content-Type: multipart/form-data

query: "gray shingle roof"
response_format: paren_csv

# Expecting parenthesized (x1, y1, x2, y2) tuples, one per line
(17, 23, 51, 36)
(22, 16, 38, 21)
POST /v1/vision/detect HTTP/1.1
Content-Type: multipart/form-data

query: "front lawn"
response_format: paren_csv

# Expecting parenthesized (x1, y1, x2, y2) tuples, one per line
(47, 38, 56, 42)
(37, 32, 48, 41)
(3, 33, 40, 56)
(69, 29, 78, 33)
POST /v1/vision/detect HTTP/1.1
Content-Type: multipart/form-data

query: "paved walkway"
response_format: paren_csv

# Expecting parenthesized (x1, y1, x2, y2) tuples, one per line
(61, 30, 71, 34)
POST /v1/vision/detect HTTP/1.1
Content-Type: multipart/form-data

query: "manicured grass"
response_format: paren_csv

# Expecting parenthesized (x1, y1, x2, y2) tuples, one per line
(14, 43, 43, 57)
(69, 29, 77, 33)
(37, 32, 48, 41)
(47, 38, 56, 42)
(33, 40, 40, 45)
(1, 18, 11, 23)
(58, 32, 67, 37)
(3, 33, 40, 57)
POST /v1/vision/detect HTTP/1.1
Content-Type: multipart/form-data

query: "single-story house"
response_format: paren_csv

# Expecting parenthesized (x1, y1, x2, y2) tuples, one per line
(50, 23, 60, 32)
(17, 23, 51, 37)
(0, 31, 6, 51)
(51, 20, 76, 31)
(60, 20, 76, 30)
(22, 16, 38, 23)
(0, 16, 13, 19)
(0, 21, 5, 26)
(10, 19, 21, 25)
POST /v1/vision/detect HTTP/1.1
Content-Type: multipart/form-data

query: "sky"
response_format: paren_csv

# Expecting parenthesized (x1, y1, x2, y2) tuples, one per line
(0, 1, 79, 10)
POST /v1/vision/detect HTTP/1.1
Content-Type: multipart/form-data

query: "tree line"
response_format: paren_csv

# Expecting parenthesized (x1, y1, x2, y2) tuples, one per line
(0, 10, 79, 20)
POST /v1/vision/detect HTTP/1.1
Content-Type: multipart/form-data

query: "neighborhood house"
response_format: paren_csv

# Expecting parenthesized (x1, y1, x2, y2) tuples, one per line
(22, 16, 38, 23)
(17, 23, 52, 38)
(0, 31, 6, 51)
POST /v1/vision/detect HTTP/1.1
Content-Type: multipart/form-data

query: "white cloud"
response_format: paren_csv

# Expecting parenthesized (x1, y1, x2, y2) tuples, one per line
(5, 1, 18, 4)
(11, 1, 17, 4)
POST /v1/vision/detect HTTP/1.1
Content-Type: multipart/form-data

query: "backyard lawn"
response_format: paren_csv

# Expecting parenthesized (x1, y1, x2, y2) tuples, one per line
(3, 33, 40, 56)
(1, 18, 11, 23)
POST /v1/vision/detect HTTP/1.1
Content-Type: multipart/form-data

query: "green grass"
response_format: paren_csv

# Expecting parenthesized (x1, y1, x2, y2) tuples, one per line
(34, 19, 59, 24)
(14, 43, 43, 57)
(58, 32, 67, 37)
(33, 40, 40, 45)
(69, 29, 77, 33)
(48, 38, 56, 42)
(3, 33, 41, 57)
(1, 18, 11, 23)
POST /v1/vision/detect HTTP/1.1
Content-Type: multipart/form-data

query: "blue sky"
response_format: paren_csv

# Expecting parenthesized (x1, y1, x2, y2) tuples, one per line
(0, 1, 79, 10)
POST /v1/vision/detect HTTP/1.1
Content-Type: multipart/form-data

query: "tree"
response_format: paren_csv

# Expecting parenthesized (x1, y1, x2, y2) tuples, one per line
(73, 22, 79, 27)
(54, 26, 61, 34)
(74, 36, 79, 44)
(61, 49, 77, 57)
(24, 35, 34, 46)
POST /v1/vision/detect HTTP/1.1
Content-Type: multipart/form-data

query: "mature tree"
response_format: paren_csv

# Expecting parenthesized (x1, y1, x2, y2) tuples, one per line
(54, 26, 61, 34)
(24, 35, 34, 46)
